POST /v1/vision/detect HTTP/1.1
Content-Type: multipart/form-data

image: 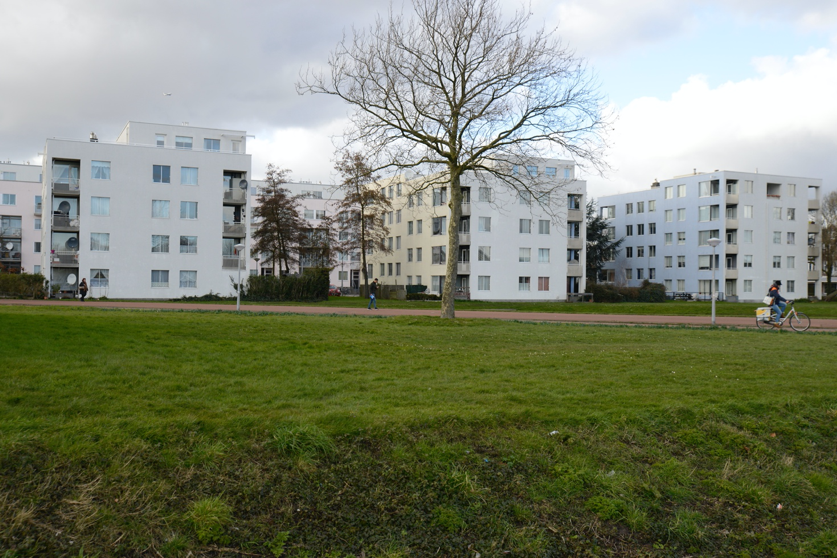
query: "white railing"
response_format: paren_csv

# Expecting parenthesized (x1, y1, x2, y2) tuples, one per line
(52, 215, 80, 228)
(0, 227, 22, 237)
(222, 222, 246, 236)
(222, 256, 241, 269)
(50, 250, 79, 264)
(52, 180, 80, 193)
(223, 189, 246, 203)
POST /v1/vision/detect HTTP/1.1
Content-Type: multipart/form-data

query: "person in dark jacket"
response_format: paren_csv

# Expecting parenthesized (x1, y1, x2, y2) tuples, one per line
(367, 278, 379, 309)
(79, 278, 89, 302)
(768, 280, 787, 324)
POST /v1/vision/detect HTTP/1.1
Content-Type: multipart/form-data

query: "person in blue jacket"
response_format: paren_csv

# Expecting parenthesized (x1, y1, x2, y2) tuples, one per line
(768, 280, 787, 324)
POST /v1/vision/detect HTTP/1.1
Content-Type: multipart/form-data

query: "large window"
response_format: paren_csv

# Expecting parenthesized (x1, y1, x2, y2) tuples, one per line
(152, 199, 170, 218)
(743, 205, 753, 218)
(568, 194, 581, 209)
(432, 216, 446, 235)
(432, 246, 446, 264)
(478, 187, 492, 202)
(180, 201, 198, 219)
(648, 200, 656, 212)
(151, 270, 169, 287)
(91, 161, 111, 180)
(478, 216, 491, 232)
(204, 138, 220, 151)
(180, 236, 198, 254)
(567, 222, 580, 238)
(90, 232, 110, 251)
(519, 219, 531, 234)
(1, 171, 17, 180)
(181, 167, 198, 185)
(538, 277, 550, 291)
(478, 246, 490, 261)
(153, 165, 171, 183)
(175, 136, 193, 149)
(180, 270, 197, 288)
(432, 187, 447, 206)
(601, 206, 615, 219)
(538, 248, 550, 263)
(478, 276, 490, 290)
(698, 205, 719, 221)
(538, 220, 550, 234)
(743, 255, 753, 268)
(1, 193, 16, 205)
(152, 235, 170, 253)
(91, 196, 110, 216)
(91, 269, 109, 288)
(698, 230, 720, 246)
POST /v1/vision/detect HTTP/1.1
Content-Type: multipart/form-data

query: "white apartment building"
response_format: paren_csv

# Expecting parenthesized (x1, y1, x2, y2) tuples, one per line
(598, 171, 823, 302)
(1, 162, 44, 275)
(40, 122, 252, 298)
(369, 159, 586, 300)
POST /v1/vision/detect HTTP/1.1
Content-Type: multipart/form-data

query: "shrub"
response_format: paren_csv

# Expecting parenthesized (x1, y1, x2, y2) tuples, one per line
(240, 271, 329, 302)
(588, 283, 623, 303)
(0, 272, 48, 299)
(588, 281, 667, 303)
(407, 293, 441, 301)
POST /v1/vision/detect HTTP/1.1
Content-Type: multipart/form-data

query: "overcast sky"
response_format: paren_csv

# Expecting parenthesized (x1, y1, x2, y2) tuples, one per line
(1, 0, 835, 199)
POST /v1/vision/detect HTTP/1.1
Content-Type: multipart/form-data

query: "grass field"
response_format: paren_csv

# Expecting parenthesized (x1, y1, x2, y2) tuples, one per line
(1, 306, 836, 557)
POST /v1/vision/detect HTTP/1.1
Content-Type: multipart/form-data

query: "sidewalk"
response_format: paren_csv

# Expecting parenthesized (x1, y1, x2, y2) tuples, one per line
(4, 298, 837, 330)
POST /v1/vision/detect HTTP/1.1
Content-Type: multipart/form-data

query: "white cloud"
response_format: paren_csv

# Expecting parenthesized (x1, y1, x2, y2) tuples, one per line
(588, 47, 837, 199)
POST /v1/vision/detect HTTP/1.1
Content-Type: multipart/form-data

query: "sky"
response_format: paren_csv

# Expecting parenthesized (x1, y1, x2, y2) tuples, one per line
(1, 0, 835, 200)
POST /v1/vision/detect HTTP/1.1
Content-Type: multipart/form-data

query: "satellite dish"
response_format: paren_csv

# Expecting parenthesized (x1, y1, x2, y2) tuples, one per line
(67, 274, 77, 285)
(239, 179, 248, 190)
(66, 237, 79, 250)
(4, 242, 13, 250)
(58, 201, 71, 214)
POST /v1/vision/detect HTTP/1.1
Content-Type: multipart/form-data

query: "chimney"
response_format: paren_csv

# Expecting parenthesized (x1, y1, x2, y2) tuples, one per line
(90, 132, 98, 142)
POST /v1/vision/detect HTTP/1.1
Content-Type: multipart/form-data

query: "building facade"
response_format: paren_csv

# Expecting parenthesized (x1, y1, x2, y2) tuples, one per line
(368, 159, 586, 300)
(40, 122, 252, 298)
(1, 162, 43, 275)
(598, 171, 823, 302)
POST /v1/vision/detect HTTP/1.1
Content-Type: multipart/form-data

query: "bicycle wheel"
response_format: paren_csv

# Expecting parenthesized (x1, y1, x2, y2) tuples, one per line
(756, 316, 770, 330)
(788, 312, 811, 332)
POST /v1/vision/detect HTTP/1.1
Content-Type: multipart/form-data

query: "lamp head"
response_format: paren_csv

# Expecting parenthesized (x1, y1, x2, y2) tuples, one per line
(707, 238, 721, 248)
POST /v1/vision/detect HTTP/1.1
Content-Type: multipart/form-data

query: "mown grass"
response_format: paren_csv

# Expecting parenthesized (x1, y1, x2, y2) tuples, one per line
(1, 305, 836, 557)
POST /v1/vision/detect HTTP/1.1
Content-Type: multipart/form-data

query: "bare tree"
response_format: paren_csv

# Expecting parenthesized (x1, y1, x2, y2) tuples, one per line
(333, 151, 393, 294)
(821, 191, 837, 296)
(299, 0, 611, 318)
(251, 165, 306, 276)
(300, 215, 337, 274)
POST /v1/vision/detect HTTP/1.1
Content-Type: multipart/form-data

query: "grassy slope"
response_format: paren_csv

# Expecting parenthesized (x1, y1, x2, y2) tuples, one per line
(1, 306, 836, 557)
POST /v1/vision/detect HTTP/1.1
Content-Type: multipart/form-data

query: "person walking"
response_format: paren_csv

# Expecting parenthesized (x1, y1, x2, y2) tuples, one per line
(367, 278, 379, 309)
(79, 278, 89, 302)
(767, 280, 787, 326)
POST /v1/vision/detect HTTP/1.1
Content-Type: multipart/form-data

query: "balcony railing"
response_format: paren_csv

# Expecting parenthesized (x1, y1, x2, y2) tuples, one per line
(0, 250, 21, 261)
(50, 250, 79, 265)
(35, 204, 42, 216)
(0, 227, 22, 238)
(52, 180, 80, 194)
(222, 256, 242, 269)
(223, 189, 247, 204)
(223, 222, 246, 236)
(52, 215, 80, 230)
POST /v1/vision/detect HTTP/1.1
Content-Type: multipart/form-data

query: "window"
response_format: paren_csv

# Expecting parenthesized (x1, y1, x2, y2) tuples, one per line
(396, 184, 402, 197)
(1, 193, 16, 205)
(742, 280, 752, 292)
(35, 218, 41, 230)
(726, 206, 737, 219)
(387, 211, 393, 224)
(519, 219, 531, 234)
(545, 167, 556, 177)
(773, 231, 781, 244)
(677, 232, 686, 245)
(151, 270, 169, 287)
(526, 165, 538, 177)
(478, 216, 491, 232)
(478, 187, 492, 202)
(180, 270, 197, 288)
(787, 256, 795, 269)
(91, 197, 110, 216)
(649, 223, 656, 234)
(601, 206, 615, 219)
(231, 140, 241, 153)
(637, 269, 644, 280)
(625, 269, 633, 280)
(175, 136, 193, 150)
(518, 276, 531, 291)
(665, 210, 673, 222)
(153, 165, 171, 183)
(698, 255, 712, 270)
(91, 269, 109, 288)
(567, 249, 580, 262)
(787, 232, 795, 245)
(664, 186, 673, 199)
(155, 134, 165, 147)
(787, 184, 796, 197)
(407, 221, 413, 235)
(568, 194, 581, 209)
(203, 138, 220, 151)
(787, 208, 795, 221)
(387, 237, 393, 250)
(698, 230, 720, 246)
(152, 200, 170, 218)
(388, 263, 393, 276)
(665, 233, 673, 245)
(773, 256, 781, 268)
(416, 247, 423, 262)
(519, 191, 531, 205)
(649, 200, 656, 212)
(432, 275, 444, 293)
(677, 255, 685, 268)
(698, 181, 719, 197)
(677, 208, 686, 221)
(743, 205, 753, 218)
(537, 277, 550, 291)
(698, 205, 720, 221)
(152, 235, 170, 253)
(407, 248, 413, 262)
(538, 220, 550, 234)
(626, 203, 633, 214)
(637, 246, 645, 257)
(396, 263, 401, 276)
(787, 280, 795, 293)
(416, 192, 423, 206)
(417, 219, 423, 234)
(90, 232, 110, 251)
(637, 224, 644, 235)
(478, 246, 490, 261)
(538, 248, 550, 263)
(568, 222, 580, 238)
(315, 210, 326, 220)
(677, 184, 687, 197)
(34, 241, 41, 253)
(388, 186, 393, 199)
(181, 167, 198, 185)
(432, 216, 446, 235)
(180, 201, 198, 219)
(605, 227, 615, 240)
(396, 236, 401, 250)
(637, 201, 644, 213)
(648, 245, 656, 257)
(626, 247, 633, 258)
(91, 161, 110, 180)
(396, 209, 402, 223)
(744, 230, 753, 243)
(519, 248, 531, 262)
(380, 263, 385, 276)
(773, 207, 782, 220)
(626, 225, 633, 236)
(180, 236, 197, 254)
(677, 279, 685, 291)
(665, 256, 672, 268)
(415, 275, 422, 286)
(742, 180, 753, 194)
(432, 187, 447, 206)
(665, 279, 672, 291)
(743, 255, 753, 268)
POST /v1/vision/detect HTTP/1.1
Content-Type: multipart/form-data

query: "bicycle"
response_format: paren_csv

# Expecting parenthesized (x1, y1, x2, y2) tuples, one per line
(755, 300, 810, 331)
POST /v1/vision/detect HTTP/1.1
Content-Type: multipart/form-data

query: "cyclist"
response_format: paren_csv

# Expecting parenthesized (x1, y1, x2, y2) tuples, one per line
(767, 280, 788, 324)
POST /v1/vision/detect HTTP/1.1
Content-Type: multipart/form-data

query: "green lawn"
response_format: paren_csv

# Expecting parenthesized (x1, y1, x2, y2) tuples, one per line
(2, 306, 836, 557)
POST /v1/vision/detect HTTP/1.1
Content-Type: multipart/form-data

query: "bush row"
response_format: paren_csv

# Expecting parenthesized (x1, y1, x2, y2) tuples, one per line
(241, 270, 330, 302)
(0, 272, 47, 299)
(407, 292, 441, 301)
(589, 280, 667, 303)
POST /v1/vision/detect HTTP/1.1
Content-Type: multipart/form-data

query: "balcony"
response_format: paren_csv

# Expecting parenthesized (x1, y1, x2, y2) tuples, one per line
(457, 262, 470, 275)
(0, 227, 22, 238)
(567, 236, 583, 250)
(725, 218, 738, 230)
(725, 269, 738, 280)
(809, 245, 821, 258)
(222, 256, 242, 269)
(223, 189, 247, 204)
(0, 248, 21, 262)
(52, 180, 80, 196)
(567, 263, 583, 277)
(809, 270, 821, 281)
(52, 214, 80, 231)
(223, 222, 246, 237)
(809, 221, 820, 234)
(567, 209, 583, 222)
(458, 232, 470, 245)
(725, 243, 738, 254)
(460, 203, 471, 216)
(50, 250, 79, 266)
(725, 194, 739, 205)
(809, 199, 820, 211)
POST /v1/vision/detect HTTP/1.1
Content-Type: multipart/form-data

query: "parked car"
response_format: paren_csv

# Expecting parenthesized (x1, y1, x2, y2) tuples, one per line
(329, 285, 342, 296)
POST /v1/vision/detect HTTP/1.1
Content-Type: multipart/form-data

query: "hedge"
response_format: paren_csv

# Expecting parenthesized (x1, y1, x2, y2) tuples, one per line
(0, 272, 48, 299)
(241, 270, 329, 302)
(589, 280, 666, 303)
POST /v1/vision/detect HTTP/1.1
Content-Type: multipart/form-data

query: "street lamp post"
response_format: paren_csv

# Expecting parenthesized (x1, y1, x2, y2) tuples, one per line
(708, 238, 721, 325)
(254, 254, 260, 276)
(235, 243, 245, 311)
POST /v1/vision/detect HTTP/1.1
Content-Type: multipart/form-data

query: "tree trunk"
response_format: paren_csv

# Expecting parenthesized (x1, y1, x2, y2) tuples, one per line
(441, 173, 462, 319)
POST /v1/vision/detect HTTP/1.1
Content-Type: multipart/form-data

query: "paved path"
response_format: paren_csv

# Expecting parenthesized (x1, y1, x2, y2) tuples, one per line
(3, 298, 836, 330)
